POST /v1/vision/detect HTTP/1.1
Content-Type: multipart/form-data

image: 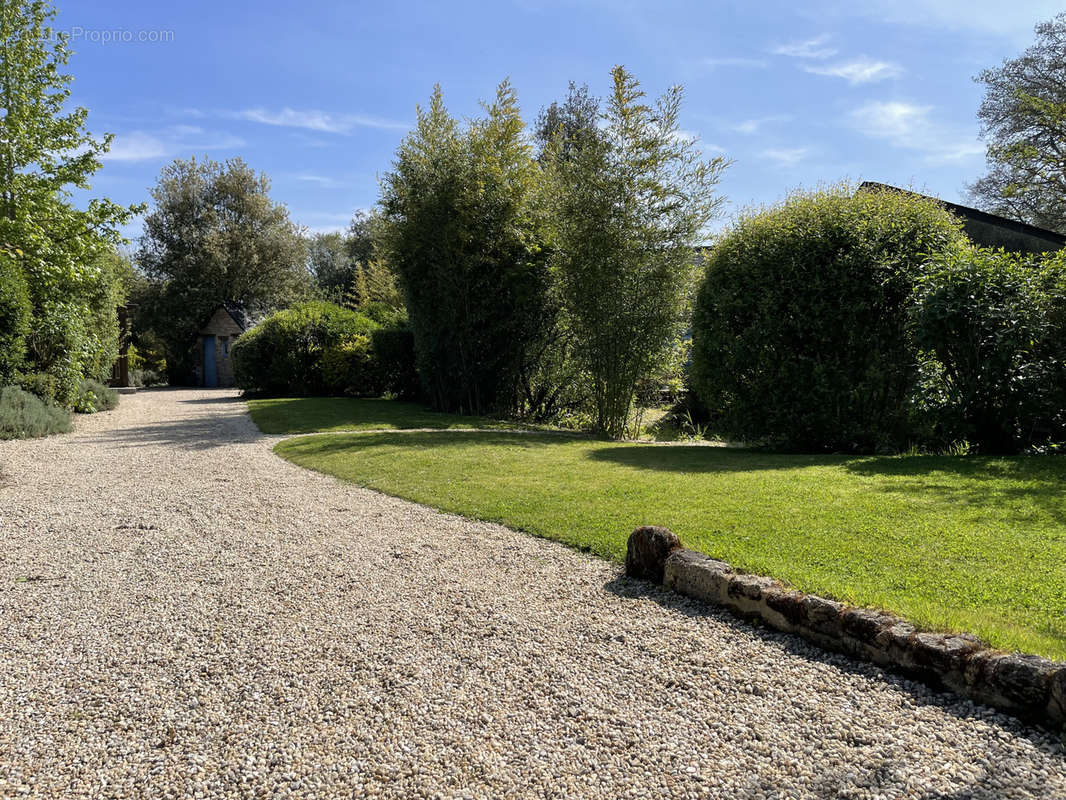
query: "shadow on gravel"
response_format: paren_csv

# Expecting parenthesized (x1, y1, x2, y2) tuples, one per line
(603, 573, 1065, 790)
(178, 394, 247, 405)
(83, 408, 264, 450)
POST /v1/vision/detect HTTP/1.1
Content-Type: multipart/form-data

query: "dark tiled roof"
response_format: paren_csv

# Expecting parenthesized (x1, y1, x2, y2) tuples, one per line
(858, 182, 1066, 253)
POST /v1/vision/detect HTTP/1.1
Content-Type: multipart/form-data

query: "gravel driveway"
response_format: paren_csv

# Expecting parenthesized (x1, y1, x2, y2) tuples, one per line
(1, 388, 1064, 799)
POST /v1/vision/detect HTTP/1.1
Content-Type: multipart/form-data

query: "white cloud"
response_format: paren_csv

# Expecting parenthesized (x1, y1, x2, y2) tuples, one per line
(759, 147, 810, 166)
(805, 57, 903, 85)
(293, 173, 346, 188)
(103, 128, 245, 162)
(849, 101, 984, 164)
(103, 132, 171, 162)
(731, 115, 792, 135)
(702, 56, 768, 69)
(771, 35, 836, 60)
(236, 108, 409, 134)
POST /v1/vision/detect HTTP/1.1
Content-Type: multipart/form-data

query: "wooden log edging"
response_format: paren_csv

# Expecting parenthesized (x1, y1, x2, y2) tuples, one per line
(626, 526, 1066, 729)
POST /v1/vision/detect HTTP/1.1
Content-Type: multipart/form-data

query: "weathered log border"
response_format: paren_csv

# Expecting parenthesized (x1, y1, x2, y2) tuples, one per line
(626, 526, 1066, 729)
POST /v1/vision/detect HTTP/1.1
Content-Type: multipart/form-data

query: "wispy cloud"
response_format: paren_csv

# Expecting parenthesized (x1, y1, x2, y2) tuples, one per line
(702, 56, 768, 69)
(731, 115, 791, 135)
(771, 34, 836, 60)
(759, 147, 810, 166)
(103, 127, 245, 162)
(849, 101, 983, 164)
(235, 108, 409, 134)
(805, 57, 903, 85)
(850, 0, 1062, 41)
(293, 173, 346, 189)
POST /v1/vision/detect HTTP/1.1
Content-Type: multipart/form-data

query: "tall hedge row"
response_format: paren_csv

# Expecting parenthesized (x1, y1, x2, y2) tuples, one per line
(691, 187, 967, 452)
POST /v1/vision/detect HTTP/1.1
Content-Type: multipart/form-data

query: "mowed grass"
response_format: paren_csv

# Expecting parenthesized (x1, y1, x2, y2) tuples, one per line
(247, 397, 543, 434)
(274, 428, 1066, 659)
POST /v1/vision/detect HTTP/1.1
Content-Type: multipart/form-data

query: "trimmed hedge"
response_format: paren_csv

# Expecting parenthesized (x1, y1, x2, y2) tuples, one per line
(232, 301, 418, 397)
(0, 386, 72, 439)
(691, 186, 966, 451)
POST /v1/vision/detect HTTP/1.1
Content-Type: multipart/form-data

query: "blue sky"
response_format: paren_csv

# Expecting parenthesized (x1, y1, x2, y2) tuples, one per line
(55, 0, 1064, 241)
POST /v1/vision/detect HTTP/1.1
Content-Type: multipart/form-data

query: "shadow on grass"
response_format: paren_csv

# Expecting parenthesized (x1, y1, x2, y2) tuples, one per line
(249, 397, 503, 435)
(588, 444, 841, 473)
(278, 429, 581, 459)
(603, 573, 1065, 778)
(843, 455, 1066, 526)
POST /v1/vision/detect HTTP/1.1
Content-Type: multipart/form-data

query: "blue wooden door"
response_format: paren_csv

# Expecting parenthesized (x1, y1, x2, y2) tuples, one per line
(203, 336, 217, 387)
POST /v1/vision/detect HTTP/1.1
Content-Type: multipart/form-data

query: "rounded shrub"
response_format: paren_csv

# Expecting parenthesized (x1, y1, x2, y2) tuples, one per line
(691, 185, 966, 451)
(0, 386, 73, 440)
(0, 253, 31, 385)
(232, 301, 382, 396)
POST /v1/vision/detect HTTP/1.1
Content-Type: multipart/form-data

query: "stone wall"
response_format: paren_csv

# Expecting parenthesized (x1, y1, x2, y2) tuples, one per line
(626, 526, 1065, 729)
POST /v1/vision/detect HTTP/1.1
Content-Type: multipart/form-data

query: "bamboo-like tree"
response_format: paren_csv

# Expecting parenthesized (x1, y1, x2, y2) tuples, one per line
(380, 81, 551, 415)
(546, 66, 728, 438)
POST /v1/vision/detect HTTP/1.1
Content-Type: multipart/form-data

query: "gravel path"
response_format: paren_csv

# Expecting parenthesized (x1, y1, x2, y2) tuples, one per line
(1, 388, 1064, 799)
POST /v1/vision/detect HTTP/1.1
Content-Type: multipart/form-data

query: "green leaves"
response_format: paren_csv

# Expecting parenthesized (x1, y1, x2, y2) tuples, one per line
(910, 245, 1066, 452)
(135, 156, 311, 381)
(0, 0, 140, 402)
(546, 66, 728, 438)
(691, 184, 966, 452)
(380, 80, 552, 416)
(970, 13, 1066, 234)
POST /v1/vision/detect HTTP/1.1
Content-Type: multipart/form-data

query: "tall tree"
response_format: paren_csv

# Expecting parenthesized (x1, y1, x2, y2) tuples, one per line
(546, 66, 728, 438)
(534, 82, 600, 163)
(380, 81, 551, 414)
(136, 156, 309, 380)
(968, 13, 1066, 234)
(306, 231, 352, 300)
(0, 0, 138, 401)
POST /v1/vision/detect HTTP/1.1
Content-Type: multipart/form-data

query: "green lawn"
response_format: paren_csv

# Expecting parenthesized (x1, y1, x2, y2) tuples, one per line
(272, 426, 1066, 660)
(246, 397, 545, 434)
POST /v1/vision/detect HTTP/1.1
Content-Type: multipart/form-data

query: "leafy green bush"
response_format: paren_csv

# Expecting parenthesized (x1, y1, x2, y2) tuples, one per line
(909, 245, 1066, 453)
(691, 185, 966, 451)
(74, 378, 119, 414)
(16, 372, 59, 405)
(0, 386, 72, 439)
(0, 253, 31, 385)
(232, 301, 383, 396)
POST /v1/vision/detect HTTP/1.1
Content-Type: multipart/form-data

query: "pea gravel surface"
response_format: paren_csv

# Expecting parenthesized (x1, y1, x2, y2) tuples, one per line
(1, 388, 1064, 800)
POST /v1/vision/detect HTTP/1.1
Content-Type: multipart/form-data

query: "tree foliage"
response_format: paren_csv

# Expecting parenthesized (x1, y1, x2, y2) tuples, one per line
(691, 186, 967, 452)
(135, 156, 310, 381)
(231, 300, 416, 398)
(0, 0, 139, 403)
(379, 81, 551, 415)
(910, 245, 1066, 452)
(968, 13, 1066, 234)
(546, 66, 727, 437)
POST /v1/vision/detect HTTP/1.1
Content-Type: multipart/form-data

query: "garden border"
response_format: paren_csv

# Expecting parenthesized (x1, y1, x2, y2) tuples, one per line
(626, 526, 1066, 729)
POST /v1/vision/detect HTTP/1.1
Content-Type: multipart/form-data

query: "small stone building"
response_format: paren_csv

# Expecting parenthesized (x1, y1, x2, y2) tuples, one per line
(196, 305, 248, 388)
